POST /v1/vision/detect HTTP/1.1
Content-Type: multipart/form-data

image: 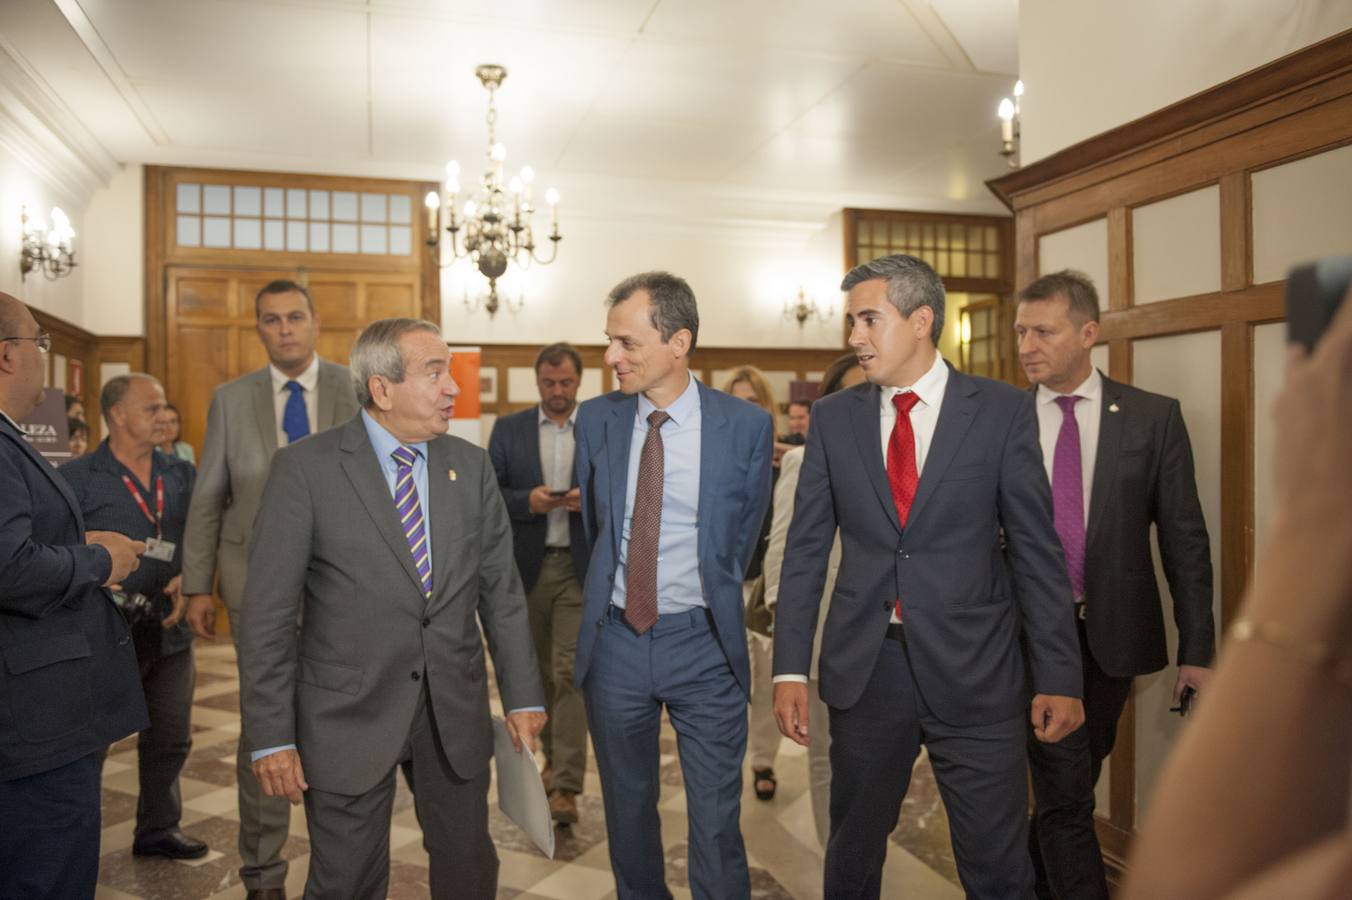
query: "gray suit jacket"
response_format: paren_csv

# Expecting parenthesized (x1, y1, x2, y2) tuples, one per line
(238, 415, 544, 795)
(181, 360, 358, 607)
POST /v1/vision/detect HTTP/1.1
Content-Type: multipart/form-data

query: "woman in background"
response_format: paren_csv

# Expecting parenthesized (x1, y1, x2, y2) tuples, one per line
(67, 417, 88, 458)
(159, 403, 195, 465)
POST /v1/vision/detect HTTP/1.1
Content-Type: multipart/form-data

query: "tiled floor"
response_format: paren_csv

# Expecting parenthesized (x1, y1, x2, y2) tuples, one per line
(96, 643, 962, 899)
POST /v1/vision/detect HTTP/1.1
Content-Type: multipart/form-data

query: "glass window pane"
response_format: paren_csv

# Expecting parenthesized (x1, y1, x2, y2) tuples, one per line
(922, 224, 934, 247)
(332, 192, 358, 222)
(287, 220, 307, 251)
(176, 215, 200, 246)
(202, 216, 231, 247)
(361, 193, 387, 223)
(360, 224, 386, 254)
(985, 226, 999, 251)
(986, 253, 1001, 278)
(950, 223, 966, 249)
(176, 184, 200, 214)
(203, 185, 231, 215)
(263, 188, 284, 218)
(389, 225, 412, 255)
(389, 194, 412, 225)
(891, 221, 906, 247)
(234, 186, 261, 217)
(264, 219, 285, 251)
(309, 190, 330, 220)
(950, 252, 966, 277)
(309, 222, 329, 253)
(332, 222, 358, 253)
(233, 218, 261, 249)
(857, 221, 871, 244)
(969, 225, 984, 251)
(287, 189, 307, 219)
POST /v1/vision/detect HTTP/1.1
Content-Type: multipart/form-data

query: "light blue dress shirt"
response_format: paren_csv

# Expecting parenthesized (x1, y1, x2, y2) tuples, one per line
(609, 374, 704, 615)
(253, 412, 537, 764)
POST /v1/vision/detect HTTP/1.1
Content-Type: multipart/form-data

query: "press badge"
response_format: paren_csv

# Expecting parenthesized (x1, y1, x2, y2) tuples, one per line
(143, 537, 177, 562)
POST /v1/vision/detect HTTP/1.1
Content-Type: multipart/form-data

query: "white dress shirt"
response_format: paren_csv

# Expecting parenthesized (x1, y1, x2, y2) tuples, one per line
(1034, 368, 1102, 524)
(269, 355, 319, 446)
(538, 406, 577, 547)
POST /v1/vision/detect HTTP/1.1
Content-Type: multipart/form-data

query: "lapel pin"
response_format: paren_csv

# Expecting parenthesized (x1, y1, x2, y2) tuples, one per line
(1108, 403, 1120, 413)
(447, 469, 457, 481)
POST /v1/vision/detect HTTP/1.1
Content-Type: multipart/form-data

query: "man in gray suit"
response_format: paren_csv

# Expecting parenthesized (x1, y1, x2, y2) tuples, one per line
(239, 318, 545, 899)
(181, 279, 358, 899)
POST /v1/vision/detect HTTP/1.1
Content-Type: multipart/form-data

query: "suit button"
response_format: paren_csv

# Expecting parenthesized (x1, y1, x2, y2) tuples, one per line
(422, 618, 430, 628)
(411, 671, 421, 682)
(882, 602, 891, 612)
(608, 573, 615, 583)
(118, 635, 130, 646)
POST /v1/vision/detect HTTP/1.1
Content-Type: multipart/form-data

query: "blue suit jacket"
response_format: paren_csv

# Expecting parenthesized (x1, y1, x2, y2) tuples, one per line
(487, 405, 588, 592)
(574, 380, 773, 698)
(772, 367, 1083, 727)
(0, 416, 147, 782)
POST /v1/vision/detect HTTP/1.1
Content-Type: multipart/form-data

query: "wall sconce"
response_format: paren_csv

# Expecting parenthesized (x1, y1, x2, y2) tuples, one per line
(783, 286, 834, 326)
(997, 79, 1023, 168)
(20, 205, 77, 281)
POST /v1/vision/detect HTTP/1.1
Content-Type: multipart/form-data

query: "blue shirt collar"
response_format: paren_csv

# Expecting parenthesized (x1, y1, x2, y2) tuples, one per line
(637, 372, 700, 426)
(360, 409, 428, 463)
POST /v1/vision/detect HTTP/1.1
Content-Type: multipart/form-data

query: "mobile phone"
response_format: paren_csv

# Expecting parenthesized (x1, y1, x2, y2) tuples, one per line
(1170, 685, 1197, 717)
(1287, 255, 1352, 351)
(548, 489, 568, 497)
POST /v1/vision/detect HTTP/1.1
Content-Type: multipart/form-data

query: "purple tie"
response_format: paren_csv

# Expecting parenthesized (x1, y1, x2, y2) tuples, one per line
(392, 446, 432, 599)
(1052, 395, 1086, 600)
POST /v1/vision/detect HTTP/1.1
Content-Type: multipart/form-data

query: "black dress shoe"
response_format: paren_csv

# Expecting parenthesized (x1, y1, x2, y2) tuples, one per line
(131, 830, 209, 860)
(245, 890, 287, 900)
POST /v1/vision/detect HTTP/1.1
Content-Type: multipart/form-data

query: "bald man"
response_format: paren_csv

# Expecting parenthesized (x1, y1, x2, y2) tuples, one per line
(0, 293, 148, 897)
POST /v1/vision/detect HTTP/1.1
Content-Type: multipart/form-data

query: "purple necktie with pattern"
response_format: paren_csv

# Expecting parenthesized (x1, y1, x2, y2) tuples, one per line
(625, 410, 670, 634)
(392, 446, 432, 599)
(1052, 395, 1086, 600)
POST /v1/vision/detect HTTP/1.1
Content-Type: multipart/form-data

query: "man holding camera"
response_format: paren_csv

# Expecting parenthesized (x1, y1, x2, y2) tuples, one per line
(61, 373, 208, 861)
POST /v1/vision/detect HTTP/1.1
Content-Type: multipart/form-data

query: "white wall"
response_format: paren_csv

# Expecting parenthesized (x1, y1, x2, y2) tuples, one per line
(1019, 0, 1352, 163)
(81, 164, 144, 335)
(0, 141, 86, 323)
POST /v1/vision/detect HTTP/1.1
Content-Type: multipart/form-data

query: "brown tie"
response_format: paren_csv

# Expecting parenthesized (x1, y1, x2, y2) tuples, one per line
(625, 410, 670, 634)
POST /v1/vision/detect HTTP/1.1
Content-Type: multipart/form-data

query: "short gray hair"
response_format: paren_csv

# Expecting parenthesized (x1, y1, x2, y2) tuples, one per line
(100, 373, 161, 417)
(840, 254, 946, 346)
(1019, 269, 1101, 323)
(607, 271, 700, 353)
(350, 318, 442, 409)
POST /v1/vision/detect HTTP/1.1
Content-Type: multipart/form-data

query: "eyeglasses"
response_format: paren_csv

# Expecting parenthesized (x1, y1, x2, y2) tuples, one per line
(1, 332, 51, 353)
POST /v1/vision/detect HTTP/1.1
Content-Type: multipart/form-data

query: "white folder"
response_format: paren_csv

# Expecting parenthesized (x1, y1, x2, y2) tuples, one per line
(491, 717, 555, 859)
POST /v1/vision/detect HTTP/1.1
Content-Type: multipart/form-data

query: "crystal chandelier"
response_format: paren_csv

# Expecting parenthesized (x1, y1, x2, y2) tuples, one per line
(425, 64, 561, 317)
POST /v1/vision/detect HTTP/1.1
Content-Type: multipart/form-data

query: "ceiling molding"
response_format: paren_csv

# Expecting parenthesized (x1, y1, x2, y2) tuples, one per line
(0, 40, 119, 208)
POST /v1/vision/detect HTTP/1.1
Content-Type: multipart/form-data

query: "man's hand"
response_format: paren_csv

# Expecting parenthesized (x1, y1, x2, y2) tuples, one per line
(563, 487, 582, 513)
(1173, 664, 1212, 705)
(87, 530, 145, 587)
(1031, 694, 1085, 743)
(252, 749, 308, 805)
(186, 594, 217, 640)
(773, 681, 811, 746)
(161, 575, 185, 629)
(528, 485, 564, 515)
(505, 710, 547, 753)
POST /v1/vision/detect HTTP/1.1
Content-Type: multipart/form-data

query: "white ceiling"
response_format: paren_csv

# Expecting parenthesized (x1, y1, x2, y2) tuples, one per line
(4, 0, 1021, 216)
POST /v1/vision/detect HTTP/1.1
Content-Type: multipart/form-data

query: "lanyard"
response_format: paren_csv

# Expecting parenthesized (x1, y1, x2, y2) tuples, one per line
(120, 473, 164, 538)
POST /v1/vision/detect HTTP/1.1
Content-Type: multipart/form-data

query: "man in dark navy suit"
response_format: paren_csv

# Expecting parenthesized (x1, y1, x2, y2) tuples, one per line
(488, 342, 591, 825)
(773, 256, 1085, 899)
(0, 292, 148, 898)
(575, 272, 773, 900)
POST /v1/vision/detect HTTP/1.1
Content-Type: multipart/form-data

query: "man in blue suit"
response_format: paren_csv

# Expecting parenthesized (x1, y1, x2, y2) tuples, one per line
(772, 256, 1085, 899)
(0, 292, 148, 898)
(575, 272, 773, 900)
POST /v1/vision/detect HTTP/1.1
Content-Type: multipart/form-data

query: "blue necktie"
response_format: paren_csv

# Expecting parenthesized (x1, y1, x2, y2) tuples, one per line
(282, 381, 309, 444)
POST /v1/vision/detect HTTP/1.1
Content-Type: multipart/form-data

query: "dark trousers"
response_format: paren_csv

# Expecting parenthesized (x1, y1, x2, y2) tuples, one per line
(826, 632, 1033, 900)
(1027, 620, 1134, 900)
(585, 605, 750, 900)
(96, 644, 196, 843)
(0, 753, 102, 899)
(302, 682, 497, 900)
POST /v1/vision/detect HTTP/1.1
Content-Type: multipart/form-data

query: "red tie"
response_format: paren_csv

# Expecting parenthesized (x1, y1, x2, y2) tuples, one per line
(887, 391, 921, 620)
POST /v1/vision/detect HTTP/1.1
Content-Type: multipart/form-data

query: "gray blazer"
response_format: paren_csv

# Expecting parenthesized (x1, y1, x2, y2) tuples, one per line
(181, 360, 358, 607)
(238, 415, 544, 795)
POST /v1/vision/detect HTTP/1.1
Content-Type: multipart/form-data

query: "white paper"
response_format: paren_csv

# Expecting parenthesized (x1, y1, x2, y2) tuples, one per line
(492, 717, 555, 859)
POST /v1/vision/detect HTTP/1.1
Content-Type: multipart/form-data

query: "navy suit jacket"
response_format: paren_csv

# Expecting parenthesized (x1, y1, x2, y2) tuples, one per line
(487, 405, 588, 592)
(0, 416, 147, 782)
(773, 367, 1083, 727)
(574, 380, 773, 699)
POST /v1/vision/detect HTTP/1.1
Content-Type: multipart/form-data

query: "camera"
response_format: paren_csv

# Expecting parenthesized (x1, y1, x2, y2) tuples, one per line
(109, 590, 158, 626)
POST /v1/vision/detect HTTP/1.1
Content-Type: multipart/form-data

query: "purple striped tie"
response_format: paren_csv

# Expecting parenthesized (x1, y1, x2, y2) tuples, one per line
(392, 446, 432, 599)
(1052, 395, 1086, 600)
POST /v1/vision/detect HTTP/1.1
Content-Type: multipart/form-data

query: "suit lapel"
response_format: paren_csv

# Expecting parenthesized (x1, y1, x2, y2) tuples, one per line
(315, 361, 340, 430)
(605, 397, 636, 557)
(697, 383, 726, 560)
(849, 386, 903, 535)
(251, 371, 280, 455)
(0, 420, 86, 532)
(1086, 374, 1123, 553)
(425, 436, 470, 613)
(337, 418, 426, 599)
(905, 369, 979, 529)
(524, 409, 545, 487)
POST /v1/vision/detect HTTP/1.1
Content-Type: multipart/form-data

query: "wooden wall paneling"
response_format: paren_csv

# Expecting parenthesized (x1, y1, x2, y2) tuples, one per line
(145, 166, 168, 383)
(1219, 172, 1253, 291)
(1219, 322, 1255, 624)
(1098, 282, 1285, 342)
(1107, 207, 1133, 312)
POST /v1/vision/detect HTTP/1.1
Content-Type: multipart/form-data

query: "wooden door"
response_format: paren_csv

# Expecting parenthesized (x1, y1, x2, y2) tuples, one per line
(165, 265, 422, 452)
